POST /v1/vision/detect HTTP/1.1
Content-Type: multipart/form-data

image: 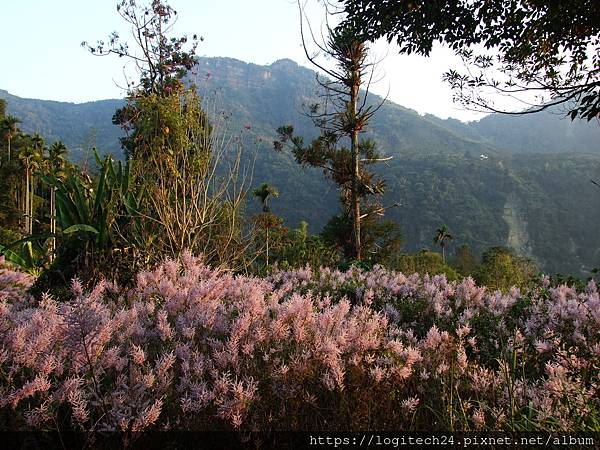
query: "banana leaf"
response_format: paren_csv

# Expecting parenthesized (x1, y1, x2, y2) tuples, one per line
(62, 224, 99, 234)
(0, 241, 47, 276)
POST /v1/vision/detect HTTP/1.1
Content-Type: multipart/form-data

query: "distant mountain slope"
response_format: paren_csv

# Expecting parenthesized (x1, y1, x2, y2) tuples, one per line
(425, 106, 599, 154)
(2, 57, 600, 276)
(192, 58, 502, 157)
(0, 89, 123, 162)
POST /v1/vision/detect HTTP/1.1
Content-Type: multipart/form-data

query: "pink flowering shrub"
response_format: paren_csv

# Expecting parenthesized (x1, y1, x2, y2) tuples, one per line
(0, 253, 598, 434)
(0, 256, 35, 305)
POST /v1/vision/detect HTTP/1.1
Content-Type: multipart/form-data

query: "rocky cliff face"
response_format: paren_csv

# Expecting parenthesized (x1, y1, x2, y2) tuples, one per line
(503, 192, 535, 261)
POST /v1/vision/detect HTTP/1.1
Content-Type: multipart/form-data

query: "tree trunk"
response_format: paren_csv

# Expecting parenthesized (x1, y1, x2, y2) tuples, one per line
(266, 227, 270, 266)
(50, 187, 56, 262)
(30, 176, 34, 234)
(24, 167, 30, 234)
(350, 73, 361, 261)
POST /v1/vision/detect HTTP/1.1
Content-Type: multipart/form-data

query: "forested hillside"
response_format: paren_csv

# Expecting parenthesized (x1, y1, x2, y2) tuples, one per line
(2, 57, 599, 275)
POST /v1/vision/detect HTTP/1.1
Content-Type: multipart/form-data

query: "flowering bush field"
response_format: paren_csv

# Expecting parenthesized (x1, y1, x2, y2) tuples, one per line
(0, 256, 35, 305)
(1, 252, 599, 435)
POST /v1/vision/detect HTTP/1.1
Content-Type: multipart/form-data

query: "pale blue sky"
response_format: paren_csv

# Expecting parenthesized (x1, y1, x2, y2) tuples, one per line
(0, 0, 484, 121)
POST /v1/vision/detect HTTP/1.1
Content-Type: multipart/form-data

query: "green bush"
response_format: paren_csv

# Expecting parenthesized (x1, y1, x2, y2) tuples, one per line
(391, 250, 460, 280)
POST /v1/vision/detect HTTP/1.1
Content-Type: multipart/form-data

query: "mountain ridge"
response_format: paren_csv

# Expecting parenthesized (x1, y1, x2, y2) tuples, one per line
(2, 56, 599, 275)
(3, 56, 598, 156)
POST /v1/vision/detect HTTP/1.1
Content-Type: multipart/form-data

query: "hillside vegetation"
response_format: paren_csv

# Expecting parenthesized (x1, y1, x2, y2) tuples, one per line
(2, 58, 599, 275)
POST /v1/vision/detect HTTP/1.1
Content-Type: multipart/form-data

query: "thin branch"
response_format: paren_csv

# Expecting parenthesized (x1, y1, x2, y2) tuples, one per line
(360, 156, 393, 162)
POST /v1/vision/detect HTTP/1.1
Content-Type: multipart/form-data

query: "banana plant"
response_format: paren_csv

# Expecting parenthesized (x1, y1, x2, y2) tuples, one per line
(2, 151, 145, 276)
(9, 153, 143, 260)
(100, 151, 147, 250)
(0, 241, 46, 276)
(43, 151, 145, 250)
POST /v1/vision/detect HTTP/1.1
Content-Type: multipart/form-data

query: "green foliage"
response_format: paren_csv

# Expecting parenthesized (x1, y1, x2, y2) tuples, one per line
(120, 88, 211, 165)
(341, 0, 600, 120)
(0, 228, 20, 247)
(252, 183, 279, 212)
(321, 212, 402, 265)
(0, 176, 21, 232)
(31, 152, 143, 293)
(391, 250, 460, 281)
(273, 221, 339, 270)
(451, 244, 477, 277)
(475, 247, 537, 292)
(252, 219, 338, 271)
(50, 152, 138, 247)
(0, 109, 78, 276)
(0, 241, 46, 276)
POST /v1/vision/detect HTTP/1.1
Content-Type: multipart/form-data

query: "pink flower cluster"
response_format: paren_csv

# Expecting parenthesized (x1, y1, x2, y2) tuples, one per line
(0, 254, 598, 432)
(0, 256, 35, 305)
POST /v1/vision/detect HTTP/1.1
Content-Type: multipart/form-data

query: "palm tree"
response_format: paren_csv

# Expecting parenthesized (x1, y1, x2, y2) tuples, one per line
(252, 183, 279, 212)
(47, 141, 68, 259)
(19, 134, 44, 234)
(1, 115, 21, 163)
(19, 146, 34, 234)
(434, 224, 453, 262)
(252, 183, 280, 266)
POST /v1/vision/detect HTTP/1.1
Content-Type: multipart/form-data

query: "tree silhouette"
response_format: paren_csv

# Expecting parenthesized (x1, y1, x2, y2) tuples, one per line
(82, 0, 199, 96)
(342, 0, 600, 120)
(275, 16, 390, 261)
(434, 224, 453, 262)
(252, 183, 279, 213)
(252, 183, 281, 266)
(1, 115, 20, 163)
(83, 0, 201, 159)
(19, 134, 44, 234)
(47, 141, 69, 259)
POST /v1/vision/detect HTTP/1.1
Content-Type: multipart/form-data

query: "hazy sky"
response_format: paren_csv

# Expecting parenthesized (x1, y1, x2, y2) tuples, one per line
(0, 0, 486, 121)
